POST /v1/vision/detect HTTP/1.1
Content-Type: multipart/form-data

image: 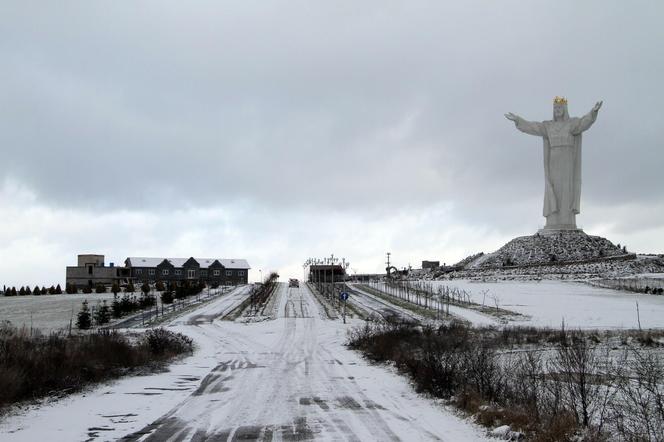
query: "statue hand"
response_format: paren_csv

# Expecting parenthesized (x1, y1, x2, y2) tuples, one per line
(593, 101, 603, 113)
(505, 112, 519, 122)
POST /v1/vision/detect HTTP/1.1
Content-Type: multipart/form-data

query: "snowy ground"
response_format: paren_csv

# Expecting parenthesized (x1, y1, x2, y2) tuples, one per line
(425, 279, 664, 329)
(356, 283, 502, 327)
(0, 283, 490, 441)
(347, 285, 424, 323)
(0, 293, 117, 332)
(0, 287, 235, 332)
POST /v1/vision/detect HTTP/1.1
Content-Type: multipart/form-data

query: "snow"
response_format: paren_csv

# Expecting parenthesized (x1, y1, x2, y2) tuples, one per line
(425, 280, 664, 329)
(0, 283, 490, 441)
(467, 230, 625, 269)
(490, 425, 511, 437)
(0, 293, 117, 332)
(348, 284, 425, 323)
(0, 287, 235, 332)
(168, 285, 252, 325)
(377, 282, 501, 326)
(444, 304, 500, 326)
(350, 283, 500, 326)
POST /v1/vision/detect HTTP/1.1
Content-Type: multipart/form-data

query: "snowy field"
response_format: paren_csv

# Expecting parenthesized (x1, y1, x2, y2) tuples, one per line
(0, 283, 490, 441)
(0, 293, 117, 332)
(425, 279, 664, 329)
(350, 284, 501, 326)
(0, 287, 233, 332)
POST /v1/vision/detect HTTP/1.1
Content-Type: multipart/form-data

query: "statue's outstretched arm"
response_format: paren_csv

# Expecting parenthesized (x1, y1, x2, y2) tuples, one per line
(505, 113, 545, 137)
(572, 101, 602, 135)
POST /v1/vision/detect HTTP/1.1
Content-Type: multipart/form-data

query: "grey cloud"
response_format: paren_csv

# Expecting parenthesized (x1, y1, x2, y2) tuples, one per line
(1, 1, 663, 232)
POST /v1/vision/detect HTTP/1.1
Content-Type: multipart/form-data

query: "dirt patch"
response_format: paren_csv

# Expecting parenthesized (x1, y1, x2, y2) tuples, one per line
(364, 400, 386, 410)
(336, 396, 362, 410)
(281, 417, 316, 441)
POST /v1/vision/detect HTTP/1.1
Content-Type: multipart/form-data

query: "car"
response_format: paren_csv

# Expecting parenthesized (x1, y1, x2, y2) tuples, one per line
(289, 278, 299, 288)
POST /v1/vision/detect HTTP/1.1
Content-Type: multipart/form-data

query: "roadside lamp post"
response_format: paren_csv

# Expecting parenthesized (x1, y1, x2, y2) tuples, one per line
(259, 269, 262, 284)
(303, 259, 309, 284)
(322, 258, 327, 297)
(330, 254, 336, 298)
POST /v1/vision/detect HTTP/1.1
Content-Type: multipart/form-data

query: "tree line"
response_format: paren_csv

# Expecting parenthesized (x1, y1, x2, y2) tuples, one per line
(76, 280, 208, 329)
(2, 284, 62, 296)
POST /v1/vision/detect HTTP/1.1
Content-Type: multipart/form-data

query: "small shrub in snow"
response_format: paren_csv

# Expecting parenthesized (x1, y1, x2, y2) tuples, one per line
(94, 300, 111, 326)
(76, 300, 92, 330)
(142, 328, 193, 356)
(108, 296, 119, 319)
(161, 290, 174, 304)
(0, 324, 193, 410)
(348, 322, 664, 440)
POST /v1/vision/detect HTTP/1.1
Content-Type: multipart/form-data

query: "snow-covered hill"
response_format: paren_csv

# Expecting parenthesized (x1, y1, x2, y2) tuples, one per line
(468, 230, 627, 269)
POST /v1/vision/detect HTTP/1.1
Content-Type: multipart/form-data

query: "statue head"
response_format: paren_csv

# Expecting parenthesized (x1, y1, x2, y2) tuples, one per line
(553, 96, 569, 121)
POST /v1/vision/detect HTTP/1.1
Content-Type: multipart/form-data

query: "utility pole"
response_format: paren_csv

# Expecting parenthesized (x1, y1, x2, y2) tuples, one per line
(342, 260, 350, 324)
(386, 252, 391, 278)
(330, 254, 335, 299)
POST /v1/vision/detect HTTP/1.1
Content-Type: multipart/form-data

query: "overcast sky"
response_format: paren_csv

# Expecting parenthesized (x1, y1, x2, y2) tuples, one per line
(1, 1, 663, 287)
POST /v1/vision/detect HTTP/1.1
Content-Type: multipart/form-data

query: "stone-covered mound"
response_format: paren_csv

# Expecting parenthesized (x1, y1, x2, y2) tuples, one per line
(467, 230, 629, 269)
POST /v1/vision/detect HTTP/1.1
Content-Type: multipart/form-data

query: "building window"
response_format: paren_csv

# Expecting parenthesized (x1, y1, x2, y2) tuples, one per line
(200, 270, 208, 277)
(238, 271, 245, 276)
(213, 270, 220, 276)
(187, 269, 196, 279)
(149, 269, 155, 276)
(175, 269, 182, 276)
(226, 270, 232, 276)
(136, 269, 143, 275)
(88, 266, 93, 275)
(162, 269, 169, 276)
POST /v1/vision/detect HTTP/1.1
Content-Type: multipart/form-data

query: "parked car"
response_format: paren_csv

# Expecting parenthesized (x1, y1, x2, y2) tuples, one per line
(289, 278, 299, 288)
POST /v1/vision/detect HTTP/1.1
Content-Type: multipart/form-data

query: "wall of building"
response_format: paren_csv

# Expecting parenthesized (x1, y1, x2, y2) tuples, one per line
(66, 266, 119, 289)
(130, 266, 248, 286)
(77, 254, 105, 267)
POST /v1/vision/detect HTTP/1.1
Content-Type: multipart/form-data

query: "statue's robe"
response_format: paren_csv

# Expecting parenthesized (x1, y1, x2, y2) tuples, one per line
(514, 110, 598, 228)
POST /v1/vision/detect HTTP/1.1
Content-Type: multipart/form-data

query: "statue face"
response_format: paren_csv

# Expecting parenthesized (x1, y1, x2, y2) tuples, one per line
(553, 105, 566, 120)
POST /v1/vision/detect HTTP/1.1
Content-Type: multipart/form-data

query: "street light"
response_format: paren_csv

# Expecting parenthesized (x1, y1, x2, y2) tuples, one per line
(259, 269, 262, 284)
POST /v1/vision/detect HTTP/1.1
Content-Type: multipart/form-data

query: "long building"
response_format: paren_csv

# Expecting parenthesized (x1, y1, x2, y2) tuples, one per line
(66, 255, 250, 289)
(125, 257, 250, 286)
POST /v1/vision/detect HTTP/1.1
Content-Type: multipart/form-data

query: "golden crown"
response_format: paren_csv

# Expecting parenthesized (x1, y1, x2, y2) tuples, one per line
(553, 96, 568, 105)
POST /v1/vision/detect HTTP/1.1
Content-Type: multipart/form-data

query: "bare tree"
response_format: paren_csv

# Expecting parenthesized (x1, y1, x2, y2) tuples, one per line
(612, 346, 664, 441)
(548, 332, 600, 427)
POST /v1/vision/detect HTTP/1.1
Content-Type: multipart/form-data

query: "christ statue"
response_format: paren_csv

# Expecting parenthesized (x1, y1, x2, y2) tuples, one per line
(506, 97, 602, 231)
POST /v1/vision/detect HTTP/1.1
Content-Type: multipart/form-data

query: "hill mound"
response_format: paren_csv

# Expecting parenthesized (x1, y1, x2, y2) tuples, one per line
(465, 230, 629, 269)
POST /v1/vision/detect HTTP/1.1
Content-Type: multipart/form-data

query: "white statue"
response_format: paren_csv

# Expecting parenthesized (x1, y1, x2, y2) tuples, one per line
(506, 97, 602, 230)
